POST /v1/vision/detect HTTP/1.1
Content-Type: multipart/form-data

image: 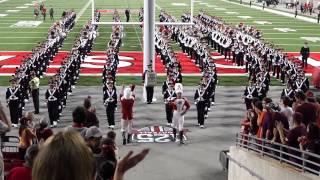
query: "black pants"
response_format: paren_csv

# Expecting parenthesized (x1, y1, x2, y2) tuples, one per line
(273, 65, 281, 79)
(48, 101, 59, 125)
(126, 15, 130, 22)
(9, 100, 21, 124)
(106, 105, 116, 126)
(302, 56, 308, 68)
(146, 86, 154, 103)
(165, 104, 173, 123)
(50, 14, 54, 20)
(32, 89, 39, 113)
(197, 101, 206, 125)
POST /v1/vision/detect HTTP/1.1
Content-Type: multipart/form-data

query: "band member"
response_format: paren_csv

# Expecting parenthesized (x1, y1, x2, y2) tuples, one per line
(142, 65, 155, 104)
(103, 81, 117, 129)
(194, 84, 209, 128)
(300, 42, 310, 68)
(120, 86, 135, 145)
(45, 83, 59, 127)
(243, 81, 258, 110)
(125, 9, 130, 22)
(6, 79, 22, 127)
(29, 72, 40, 114)
(281, 83, 295, 107)
(163, 81, 176, 126)
(171, 83, 190, 144)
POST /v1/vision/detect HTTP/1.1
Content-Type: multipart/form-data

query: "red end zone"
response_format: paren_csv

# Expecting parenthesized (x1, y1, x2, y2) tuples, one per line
(0, 51, 319, 76)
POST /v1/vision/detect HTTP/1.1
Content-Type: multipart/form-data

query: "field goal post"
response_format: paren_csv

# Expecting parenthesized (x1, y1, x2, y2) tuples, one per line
(90, 0, 195, 72)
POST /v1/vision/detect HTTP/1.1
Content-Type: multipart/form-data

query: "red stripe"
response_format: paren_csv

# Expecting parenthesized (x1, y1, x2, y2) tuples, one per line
(153, 126, 160, 133)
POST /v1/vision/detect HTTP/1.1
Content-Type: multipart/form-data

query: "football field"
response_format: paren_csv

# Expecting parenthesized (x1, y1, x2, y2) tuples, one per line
(0, 0, 319, 85)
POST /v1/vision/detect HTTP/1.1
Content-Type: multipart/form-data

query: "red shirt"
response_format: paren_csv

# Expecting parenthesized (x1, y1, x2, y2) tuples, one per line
(7, 166, 32, 180)
(121, 98, 134, 120)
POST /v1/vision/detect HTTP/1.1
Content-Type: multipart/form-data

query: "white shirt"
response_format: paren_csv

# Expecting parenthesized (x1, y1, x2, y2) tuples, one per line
(280, 106, 293, 129)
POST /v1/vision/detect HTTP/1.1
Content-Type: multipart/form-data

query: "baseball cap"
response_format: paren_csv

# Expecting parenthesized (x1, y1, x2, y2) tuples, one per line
(85, 126, 103, 139)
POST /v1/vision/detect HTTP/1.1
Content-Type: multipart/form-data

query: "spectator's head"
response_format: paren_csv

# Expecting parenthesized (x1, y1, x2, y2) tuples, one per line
(281, 96, 290, 107)
(24, 144, 39, 168)
(99, 138, 117, 179)
(85, 126, 103, 153)
(83, 98, 91, 110)
(307, 123, 320, 140)
(32, 131, 94, 180)
(72, 106, 86, 124)
(295, 91, 306, 103)
(107, 131, 116, 141)
(253, 101, 263, 113)
(265, 102, 280, 112)
(251, 97, 259, 109)
(293, 112, 303, 126)
(39, 118, 49, 129)
(262, 97, 272, 109)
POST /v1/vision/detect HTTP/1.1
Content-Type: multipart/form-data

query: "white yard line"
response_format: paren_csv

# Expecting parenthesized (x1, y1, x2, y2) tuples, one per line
(220, 0, 319, 24)
(0, 0, 9, 3)
(132, 25, 143, 50)
(75, 0, 92, 22)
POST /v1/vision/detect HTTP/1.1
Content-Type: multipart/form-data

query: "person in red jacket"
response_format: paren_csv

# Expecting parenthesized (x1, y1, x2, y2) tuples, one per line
(120, 85, 135, 145)
(7, 145, 39, 180)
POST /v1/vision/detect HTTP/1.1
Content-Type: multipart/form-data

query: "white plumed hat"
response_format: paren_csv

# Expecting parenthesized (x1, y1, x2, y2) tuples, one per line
(175, 83, 183, 94)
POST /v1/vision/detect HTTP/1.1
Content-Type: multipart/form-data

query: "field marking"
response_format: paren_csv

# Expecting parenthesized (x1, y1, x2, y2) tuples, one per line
(0, 14, 8, 17)
(273, 28, 296, 32)
(172, 3, 188, 6)
(15, 6, 29, 9)
(220, 0, 319, 24)
(6, 10, 20, 12)
(75, 0, 92, 22)
(0, 0, 9, 3)
(300, 37, 320, 43)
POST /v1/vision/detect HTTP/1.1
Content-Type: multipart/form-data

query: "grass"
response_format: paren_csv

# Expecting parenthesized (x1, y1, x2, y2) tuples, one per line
(0, 0, 318, 86)
(0, 75, 286, 86)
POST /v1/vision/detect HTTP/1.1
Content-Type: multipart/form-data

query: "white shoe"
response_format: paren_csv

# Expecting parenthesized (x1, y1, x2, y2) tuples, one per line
(67, 92, 72, 96)
(208, 108, 211, 111)
(72, 85, 75, 89)
(211, 102, 215, 105)
(24, 99, 29, 102)
(197, 123, 200, 126)
(167, 123, 171, 126)
(50, 125, 54, 128)
(205, 114, 208, 118)
(12, 124, 18, 128)
(110, 125, 115, 130)
(200, 125, 204, 129)
(53, 121, 57, 127)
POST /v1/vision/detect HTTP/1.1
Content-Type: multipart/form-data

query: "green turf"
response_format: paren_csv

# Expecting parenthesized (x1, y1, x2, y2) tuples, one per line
(0, 0, 319, 52)
(0, 75, 285, 86)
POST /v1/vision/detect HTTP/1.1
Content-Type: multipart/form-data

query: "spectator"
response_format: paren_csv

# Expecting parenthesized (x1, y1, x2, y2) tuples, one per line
(254, 101, 264, 139)
(315, 96, 320, 128)
(95, 138, 117, 180)
(7, 145, 39, 180)
(280, 96, 293, 129)
(32, 131, 94, 180)
(32, 131, 149, 180)
(277, 112, 307, 154)
(294, 91, 317, 126)
(107, 131, 119, 157)
(18, 117, 36, 160)
(35, 118, 53, 143)
(85, 126, 103, 154)
(0, 101, 11, 180)
(49, 6, 54, 21)
(65, 106, 87, 137)
(83, 97, 99, 127)
(299, 123, 320, 171)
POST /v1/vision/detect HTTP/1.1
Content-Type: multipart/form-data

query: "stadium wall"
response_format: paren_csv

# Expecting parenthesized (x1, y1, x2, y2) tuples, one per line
(228, 146, 319, 180)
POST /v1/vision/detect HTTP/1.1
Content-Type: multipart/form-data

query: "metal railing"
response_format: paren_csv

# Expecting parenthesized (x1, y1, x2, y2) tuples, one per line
(236, 133, 320, 176)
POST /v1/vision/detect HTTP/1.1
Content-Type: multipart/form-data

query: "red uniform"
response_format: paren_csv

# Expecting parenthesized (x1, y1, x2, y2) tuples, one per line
(121, 98, 134, 120)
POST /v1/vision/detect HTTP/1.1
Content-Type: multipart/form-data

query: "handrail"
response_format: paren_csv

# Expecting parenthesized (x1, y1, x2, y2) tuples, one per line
(236, 133, 320, 176)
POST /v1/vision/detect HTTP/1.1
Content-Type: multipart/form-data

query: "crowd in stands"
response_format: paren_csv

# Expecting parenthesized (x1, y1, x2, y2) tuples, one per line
(240, 90, 320, 171)
(286, 1, 316, 15)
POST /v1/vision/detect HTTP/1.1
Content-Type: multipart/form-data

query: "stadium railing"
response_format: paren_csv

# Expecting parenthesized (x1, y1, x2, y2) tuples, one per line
(235, 133, 320, 176)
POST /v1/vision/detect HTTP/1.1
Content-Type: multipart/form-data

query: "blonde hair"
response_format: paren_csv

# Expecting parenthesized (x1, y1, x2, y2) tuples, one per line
(32, 131, 94, 180)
